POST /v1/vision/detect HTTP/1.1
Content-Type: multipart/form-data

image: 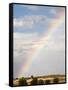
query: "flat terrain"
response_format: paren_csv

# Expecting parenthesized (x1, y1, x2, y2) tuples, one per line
(13, 75, 66, 86)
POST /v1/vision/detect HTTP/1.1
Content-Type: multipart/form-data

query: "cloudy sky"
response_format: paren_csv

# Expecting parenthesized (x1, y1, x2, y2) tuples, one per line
(13, 4, 65, 79)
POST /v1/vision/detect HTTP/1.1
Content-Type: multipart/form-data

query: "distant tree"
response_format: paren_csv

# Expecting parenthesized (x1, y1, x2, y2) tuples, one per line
(38, 80, 44, 85)
(53, 78, 59, 84)
(45, 80, 51, 84)
(31, 75, 34, 79)
(19, 77, 28, 86)
(31, 77, 38, 85)
(16, 78, 18, 80)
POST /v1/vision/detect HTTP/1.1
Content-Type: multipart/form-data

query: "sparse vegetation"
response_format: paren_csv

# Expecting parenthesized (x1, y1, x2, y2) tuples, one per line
(31, 75, 34, 79)
(13, 75, 65, 86)
(53, 78, 59, 84)
(45, 80, 51, 84)
(18, 77, 28, 86)
(38, 80, 44, 85)
(30, 77, 38, 85)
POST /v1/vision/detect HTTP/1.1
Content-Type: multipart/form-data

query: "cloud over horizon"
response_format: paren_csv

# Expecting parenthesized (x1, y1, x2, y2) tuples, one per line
(13, 4, 65, 78)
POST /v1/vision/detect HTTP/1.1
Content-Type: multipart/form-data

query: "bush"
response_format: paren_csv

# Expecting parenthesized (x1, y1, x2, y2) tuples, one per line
(53, 78, 59, 84)
(38, 80, 44, 85)
(45, 80, 51, 84)
(19, 77, 28, 86)
(31, 75, 34, 79)
(31, 77, 38, 85)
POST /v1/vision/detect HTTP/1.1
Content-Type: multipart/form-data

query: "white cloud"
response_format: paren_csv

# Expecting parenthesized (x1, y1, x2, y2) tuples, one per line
(14, 17, 34, 29)
(23, 5, 39, 11)
(13, 32, 39, 57)
(13, 15, 47, 29)
(14, 17, 65, 58)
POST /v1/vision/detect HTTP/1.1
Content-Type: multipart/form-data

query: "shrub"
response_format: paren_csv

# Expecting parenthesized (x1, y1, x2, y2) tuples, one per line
(31, 75, 34, 79)
(45, 80, 51, 84)
(53, 78, 59, 84)
(19, 77, 28, 86)
(38, 80, 44, 85)
(31, 77, 38, 85)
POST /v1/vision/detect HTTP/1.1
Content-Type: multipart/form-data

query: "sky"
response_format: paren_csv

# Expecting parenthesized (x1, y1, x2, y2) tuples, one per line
(13, 4, 65, 79)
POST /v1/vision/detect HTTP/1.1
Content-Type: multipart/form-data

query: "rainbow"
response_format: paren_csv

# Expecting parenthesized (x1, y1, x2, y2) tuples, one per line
(18, 10, 65, 77)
